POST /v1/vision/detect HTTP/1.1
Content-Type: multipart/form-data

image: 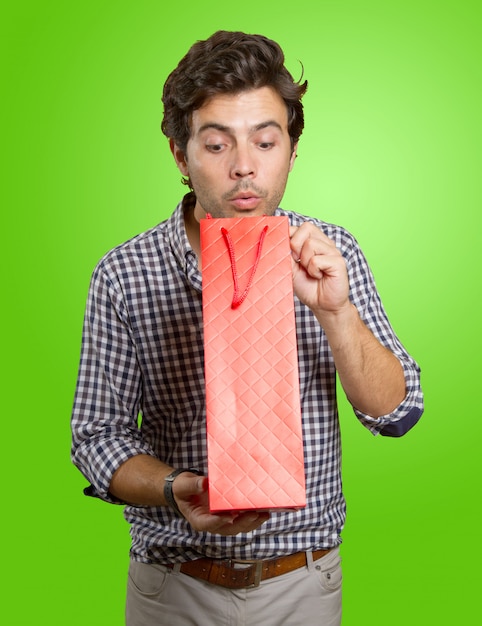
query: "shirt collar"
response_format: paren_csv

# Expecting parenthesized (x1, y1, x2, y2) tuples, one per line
(167, 193, 197, 269)
(166, 193, 202, 291)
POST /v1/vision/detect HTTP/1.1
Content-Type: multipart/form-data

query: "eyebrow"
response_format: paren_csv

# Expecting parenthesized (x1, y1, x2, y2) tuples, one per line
(197, 120, 284, 135)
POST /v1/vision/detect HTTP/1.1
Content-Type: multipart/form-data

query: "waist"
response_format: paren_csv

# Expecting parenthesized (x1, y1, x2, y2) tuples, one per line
(166, 549, 332, 589)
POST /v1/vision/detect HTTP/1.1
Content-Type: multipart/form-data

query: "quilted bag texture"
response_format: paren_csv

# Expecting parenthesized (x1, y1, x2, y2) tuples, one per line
(200, 215, 306, 512)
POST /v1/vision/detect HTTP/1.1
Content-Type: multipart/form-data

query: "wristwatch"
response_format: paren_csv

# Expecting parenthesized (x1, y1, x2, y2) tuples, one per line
(164, 468, 203, 518)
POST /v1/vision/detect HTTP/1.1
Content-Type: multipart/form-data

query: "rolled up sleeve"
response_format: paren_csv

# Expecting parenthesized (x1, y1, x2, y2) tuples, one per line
(71, 261, 156, 503)
(344, 234, 424, 437)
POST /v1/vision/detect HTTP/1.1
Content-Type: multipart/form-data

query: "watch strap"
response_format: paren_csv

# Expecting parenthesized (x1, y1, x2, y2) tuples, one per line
(164, 468, 203, 518)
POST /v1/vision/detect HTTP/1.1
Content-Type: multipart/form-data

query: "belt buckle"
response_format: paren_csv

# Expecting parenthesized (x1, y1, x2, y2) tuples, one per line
(230, 559, 263, 588)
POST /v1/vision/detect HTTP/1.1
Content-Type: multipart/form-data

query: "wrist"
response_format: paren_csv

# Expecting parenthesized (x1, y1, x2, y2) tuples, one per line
(314, 301, 357, 332)
(163, 468, 202, 517)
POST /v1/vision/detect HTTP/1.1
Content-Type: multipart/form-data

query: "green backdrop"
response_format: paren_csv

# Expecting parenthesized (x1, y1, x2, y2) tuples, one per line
(3, 1, 481, 624)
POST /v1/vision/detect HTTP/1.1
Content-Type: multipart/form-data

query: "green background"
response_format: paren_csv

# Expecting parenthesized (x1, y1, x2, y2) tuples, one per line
(3, 0, 481, 624)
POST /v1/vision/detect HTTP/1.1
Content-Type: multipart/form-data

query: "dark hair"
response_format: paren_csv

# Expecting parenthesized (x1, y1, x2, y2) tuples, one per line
(161, 31, 308, 153)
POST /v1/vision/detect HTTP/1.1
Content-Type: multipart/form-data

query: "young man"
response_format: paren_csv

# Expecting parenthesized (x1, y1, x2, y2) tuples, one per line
(71, 31, 423, 625)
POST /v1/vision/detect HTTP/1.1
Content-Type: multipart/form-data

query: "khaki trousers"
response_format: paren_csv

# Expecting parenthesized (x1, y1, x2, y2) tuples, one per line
(126, 547, 342, 626)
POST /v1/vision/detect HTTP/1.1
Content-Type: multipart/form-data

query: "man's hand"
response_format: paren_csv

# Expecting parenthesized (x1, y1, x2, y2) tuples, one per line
(110, 458, 270, 535)
(173, 472, 270, 535)
(289, 223, 350, 317)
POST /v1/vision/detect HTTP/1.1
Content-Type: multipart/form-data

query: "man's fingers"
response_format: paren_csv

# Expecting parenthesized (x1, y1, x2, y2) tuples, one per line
(189, 509, 270, 536)
(289, 223, 337, 265)
(175, 474, 271, 536)
(214, 512, 270, 535)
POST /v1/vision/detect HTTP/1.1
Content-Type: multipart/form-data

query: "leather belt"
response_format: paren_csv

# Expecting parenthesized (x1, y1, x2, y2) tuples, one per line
(167, 549, 331, 589)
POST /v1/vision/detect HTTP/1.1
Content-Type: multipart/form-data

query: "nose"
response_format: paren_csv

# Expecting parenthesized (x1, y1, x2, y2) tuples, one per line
(230, 145, 256, 179)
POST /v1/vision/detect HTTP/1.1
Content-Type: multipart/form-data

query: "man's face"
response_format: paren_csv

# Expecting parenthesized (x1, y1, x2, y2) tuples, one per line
(172, 86, 298, 219)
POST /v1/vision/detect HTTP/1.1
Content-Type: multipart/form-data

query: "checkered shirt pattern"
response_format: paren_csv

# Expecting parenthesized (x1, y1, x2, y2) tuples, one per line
(71, 196, 423, 564)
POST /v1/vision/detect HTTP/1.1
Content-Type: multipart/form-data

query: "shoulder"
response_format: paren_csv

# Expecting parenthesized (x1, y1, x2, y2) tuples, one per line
(98, 223, 166, 267)
(93, 206, 182, 281)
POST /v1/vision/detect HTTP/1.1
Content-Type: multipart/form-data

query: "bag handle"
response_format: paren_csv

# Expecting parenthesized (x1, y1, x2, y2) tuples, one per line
(221, 225, 269, 309)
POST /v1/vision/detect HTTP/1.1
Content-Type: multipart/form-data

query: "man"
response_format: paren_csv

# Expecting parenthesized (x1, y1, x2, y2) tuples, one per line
(71, 31, 423, 625)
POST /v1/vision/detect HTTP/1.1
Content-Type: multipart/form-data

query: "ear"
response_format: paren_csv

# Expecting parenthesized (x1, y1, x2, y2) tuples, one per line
(289, 142, 299, 172)
(169, 139, 189, 176)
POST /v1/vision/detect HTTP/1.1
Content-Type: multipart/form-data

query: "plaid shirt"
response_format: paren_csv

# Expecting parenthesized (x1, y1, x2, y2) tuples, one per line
(71, 195, 423, 564)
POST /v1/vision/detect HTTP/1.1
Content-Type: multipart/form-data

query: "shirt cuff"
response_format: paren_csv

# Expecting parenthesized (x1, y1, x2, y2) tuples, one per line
(353, 371, 424, 437)
(72, 436, 158, 505)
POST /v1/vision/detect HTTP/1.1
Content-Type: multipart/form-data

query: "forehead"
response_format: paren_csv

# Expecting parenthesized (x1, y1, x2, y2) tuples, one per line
(191, 87, 289, 135)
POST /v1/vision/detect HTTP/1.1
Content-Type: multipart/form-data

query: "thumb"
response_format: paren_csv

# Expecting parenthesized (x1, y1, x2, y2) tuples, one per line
(176, 473, 207, 499)
(195, 476, 208, 493)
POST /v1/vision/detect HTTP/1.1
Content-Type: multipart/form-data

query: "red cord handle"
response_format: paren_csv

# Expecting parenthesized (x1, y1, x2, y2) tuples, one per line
(221, 225, 269, 309)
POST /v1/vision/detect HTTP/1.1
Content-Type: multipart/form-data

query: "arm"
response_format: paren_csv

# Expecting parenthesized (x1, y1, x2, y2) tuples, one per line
(109, 455, 269, 534)
(290, 223, 406, 418)
(71, 262, 268, 534)
(313, 302, 405, 417)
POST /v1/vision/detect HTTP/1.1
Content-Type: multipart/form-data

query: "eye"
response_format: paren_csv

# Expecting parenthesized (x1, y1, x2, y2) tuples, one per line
(206, 144, 225, 153)
(258, 142, 274, 150)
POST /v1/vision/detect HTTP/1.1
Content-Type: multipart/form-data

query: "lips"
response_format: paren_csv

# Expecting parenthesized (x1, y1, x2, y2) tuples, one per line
(229, 192, 262, 210)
